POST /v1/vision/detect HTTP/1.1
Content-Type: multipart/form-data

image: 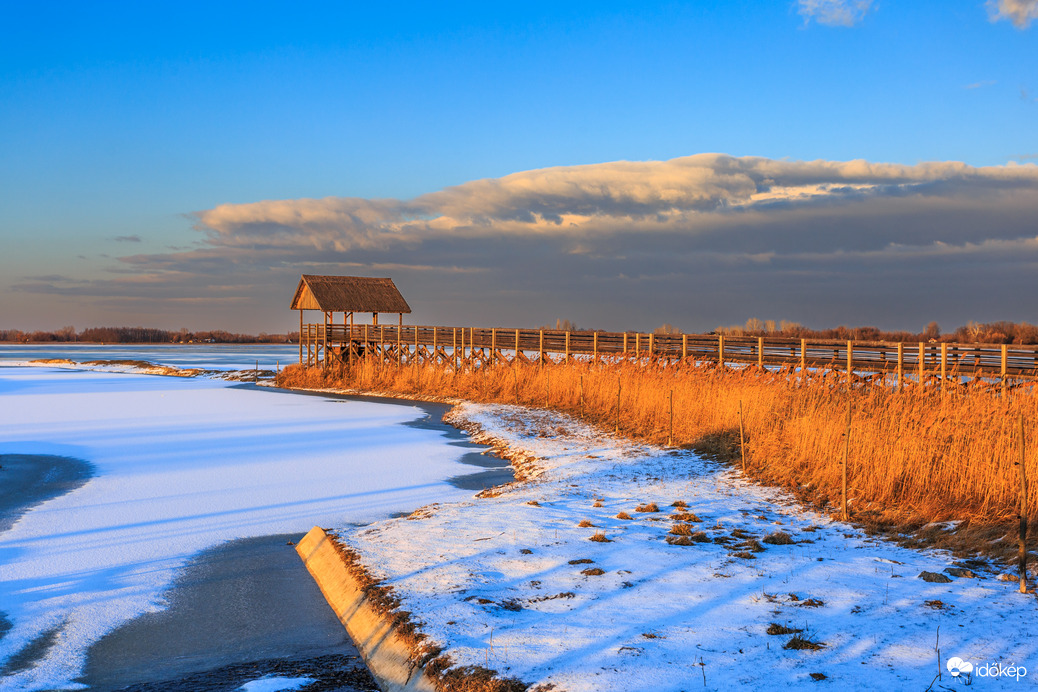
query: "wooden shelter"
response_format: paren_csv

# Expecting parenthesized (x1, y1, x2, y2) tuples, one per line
(292, 275, 411, 366)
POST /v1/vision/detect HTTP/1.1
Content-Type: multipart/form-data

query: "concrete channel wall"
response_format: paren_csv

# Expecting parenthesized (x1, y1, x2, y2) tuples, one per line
(296, 526, 437, 692)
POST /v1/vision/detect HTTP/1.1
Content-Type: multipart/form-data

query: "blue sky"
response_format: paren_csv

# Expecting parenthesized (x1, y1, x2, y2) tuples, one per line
(2, 1, 1036, 333)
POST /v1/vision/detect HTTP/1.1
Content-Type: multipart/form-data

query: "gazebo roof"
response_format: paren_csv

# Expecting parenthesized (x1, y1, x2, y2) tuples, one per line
(290, 275, 412, 313)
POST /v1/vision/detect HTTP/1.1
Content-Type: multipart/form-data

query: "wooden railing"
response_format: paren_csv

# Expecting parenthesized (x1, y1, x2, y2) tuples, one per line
(299, 323, 1038, 385)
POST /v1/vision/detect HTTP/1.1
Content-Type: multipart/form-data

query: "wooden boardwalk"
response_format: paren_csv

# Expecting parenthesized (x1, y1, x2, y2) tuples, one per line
(300, 323, 1038, 388)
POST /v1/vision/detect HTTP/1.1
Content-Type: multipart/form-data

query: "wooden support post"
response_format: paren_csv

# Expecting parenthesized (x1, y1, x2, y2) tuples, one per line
(492, 328, 497, 366)
(941, 343, 948, 392)
(648, 332, 654, 358)
(919, 342, 926, 388)
(1002, 344, 1009, 397)
(738, 400, 746, 471)
(539, 329, 544, 366)
(414, 324, 419, 365)
(349, 312, 354, 367)
(298, 311, 303, 364)
(593, 332, 599, 361)
(682, 334, 688, 360)
(757, 336, 764, 368)
(846, 340, 853, 388)
(843, 406, 851, 521)
(432, 327, 438, 365)
(363, 324, 369, 361)
(897, 343, 904, 391)
(565, 331, 570, 363)
(635, 333, 641, 357)
(800, 338, 807, 383)
(515, 328, 520, 364)
(470, 328, 475, 367)
(719, 334, 725, 367)
(623, 332, 628, 356)
(453, 328, 458, 370)
(397, 322, 402, 365)
(322, 312, 329, 369)
(379, 325, 385, 363)
(1019, 413, 1028, 594)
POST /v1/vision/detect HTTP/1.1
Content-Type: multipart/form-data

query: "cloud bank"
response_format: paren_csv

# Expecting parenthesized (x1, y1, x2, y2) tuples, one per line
(18, 154, 1038, 331)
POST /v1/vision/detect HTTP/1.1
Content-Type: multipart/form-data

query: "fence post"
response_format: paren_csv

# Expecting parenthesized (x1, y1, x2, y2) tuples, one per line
(897, 342, 904, 391)
(432, 327, 437, 365)
(649, 332, 654, 358)
(918, 342, 925, 389)
(800, 338, 807, 383)
(1003, 344, 1009, 397)
(846, 340, 854, 388)
(941, 343, 948, 393)
(492, 328, 497, 366)
(593, 332, 599, 361)
(623, 332, 628, 356)
(364, 324, 369, 362)
(515, 329, 520, 365)
(539, 329, 544, 367)
(414, 325, 419, 365)
(719, 334, 725, 367)
(635, 333, 641, 357)
(565, 331, 571, 364)
(758, 337, 764, 368)
(453, 327, 458, 370)
(1019, 413, 1028, 594)
(682, 334, 688, 360)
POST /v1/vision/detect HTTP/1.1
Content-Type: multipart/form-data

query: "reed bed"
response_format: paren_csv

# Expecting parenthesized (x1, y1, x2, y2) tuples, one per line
(278, 357, 1038, 533)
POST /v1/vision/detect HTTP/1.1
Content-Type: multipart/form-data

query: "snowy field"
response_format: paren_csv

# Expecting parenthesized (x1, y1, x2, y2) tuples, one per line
(0, 364, 479, 691)
(342, 403, 1038, 691)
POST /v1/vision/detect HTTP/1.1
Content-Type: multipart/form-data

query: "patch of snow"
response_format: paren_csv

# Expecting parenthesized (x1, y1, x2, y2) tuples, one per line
(238, 675, 314, 692)
(342, 402, 1038, 690)
(0, 367, 477, 691)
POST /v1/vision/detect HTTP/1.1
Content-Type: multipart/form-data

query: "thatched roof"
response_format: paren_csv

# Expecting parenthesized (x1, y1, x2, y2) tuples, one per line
(290, 275, 412, 313)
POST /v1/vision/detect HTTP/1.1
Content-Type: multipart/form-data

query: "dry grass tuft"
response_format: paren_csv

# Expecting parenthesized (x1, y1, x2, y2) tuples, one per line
(577, 519, 596, 528)
(763, 531, 796, 545)
(669, 523, 695, 536)
(592, 500, 604, 507)
(671, 511, 701, 522)
(766, 623, 803, 635)
(671, 500, 688, 508)
(568, 558, 594, 565)
(634, 502, 659, 513)
(581, 567, 606, 576)
(525, 500, 541, 507)
(784, 634, 825, 651)
(589, 531, 612, 543)
(616, 511, 633, 520)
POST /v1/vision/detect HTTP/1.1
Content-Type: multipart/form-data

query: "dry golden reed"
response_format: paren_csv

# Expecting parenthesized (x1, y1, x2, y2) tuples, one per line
(278, 357, 1038, 526)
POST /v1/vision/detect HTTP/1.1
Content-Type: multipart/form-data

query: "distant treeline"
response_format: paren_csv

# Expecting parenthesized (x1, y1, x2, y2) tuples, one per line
(0, 326, 299, 344)
(709, 319, 1038, 344)
(6, 319, 1038, 345)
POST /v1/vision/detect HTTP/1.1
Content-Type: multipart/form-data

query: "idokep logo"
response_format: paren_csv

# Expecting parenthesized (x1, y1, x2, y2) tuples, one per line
(947, 656, 1027, 681)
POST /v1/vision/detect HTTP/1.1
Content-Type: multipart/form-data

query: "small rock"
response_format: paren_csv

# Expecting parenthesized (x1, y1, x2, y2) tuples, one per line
(919, 571, 952, 583)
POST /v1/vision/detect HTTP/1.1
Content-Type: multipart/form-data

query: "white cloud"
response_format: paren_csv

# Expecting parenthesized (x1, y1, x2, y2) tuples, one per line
(796, 0, 874, 27)
(988, 0, 1038, 27)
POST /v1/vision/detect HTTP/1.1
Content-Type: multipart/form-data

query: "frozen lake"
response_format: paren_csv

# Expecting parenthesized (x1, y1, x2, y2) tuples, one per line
(0, 343, 299, 372)
(0, 358, 495, 690)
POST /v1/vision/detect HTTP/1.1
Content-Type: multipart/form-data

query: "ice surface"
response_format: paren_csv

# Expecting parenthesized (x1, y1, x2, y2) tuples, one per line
(0, 367, 475, 691)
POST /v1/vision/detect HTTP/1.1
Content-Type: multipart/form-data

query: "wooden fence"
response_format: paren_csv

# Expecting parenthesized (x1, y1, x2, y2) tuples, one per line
(300, 323, 1038, 390)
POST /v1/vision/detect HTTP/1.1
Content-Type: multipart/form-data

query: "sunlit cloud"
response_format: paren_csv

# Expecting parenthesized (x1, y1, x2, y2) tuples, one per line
(796, 0, 874, 27)
(988, 0, 1038, 28)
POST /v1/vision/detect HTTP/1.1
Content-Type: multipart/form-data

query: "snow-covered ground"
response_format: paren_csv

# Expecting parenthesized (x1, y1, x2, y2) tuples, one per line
(0, 366, 479, 691)
(342, 403, 1038, 691)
